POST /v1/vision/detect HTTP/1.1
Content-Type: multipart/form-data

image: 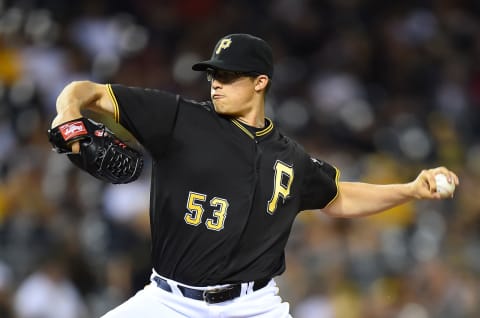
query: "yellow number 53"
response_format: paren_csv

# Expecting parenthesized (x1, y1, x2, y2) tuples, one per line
(184, 191, 229, 231)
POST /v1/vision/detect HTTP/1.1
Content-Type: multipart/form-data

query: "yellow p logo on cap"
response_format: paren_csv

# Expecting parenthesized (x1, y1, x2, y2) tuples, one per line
(216, 38, 232, 55)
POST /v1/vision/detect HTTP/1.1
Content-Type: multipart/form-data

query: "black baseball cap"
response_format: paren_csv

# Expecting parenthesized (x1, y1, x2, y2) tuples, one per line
(192, 33, 273, 78)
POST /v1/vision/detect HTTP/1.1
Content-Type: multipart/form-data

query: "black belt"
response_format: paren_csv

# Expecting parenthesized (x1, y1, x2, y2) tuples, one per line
(153, 276, 270, 304)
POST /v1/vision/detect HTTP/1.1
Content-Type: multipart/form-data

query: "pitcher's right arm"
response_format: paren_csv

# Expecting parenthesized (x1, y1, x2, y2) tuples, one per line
(51, 81, 116, 152)
(52, 81, 115, 128)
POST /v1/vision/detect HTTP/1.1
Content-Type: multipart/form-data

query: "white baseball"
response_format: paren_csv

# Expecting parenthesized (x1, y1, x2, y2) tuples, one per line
(435, 173, 455, 197)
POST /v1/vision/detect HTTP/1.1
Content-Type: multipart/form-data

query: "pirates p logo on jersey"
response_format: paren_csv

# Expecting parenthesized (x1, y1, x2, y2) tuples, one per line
(267, 160, 294, 214)
(216, 38, 232, 55)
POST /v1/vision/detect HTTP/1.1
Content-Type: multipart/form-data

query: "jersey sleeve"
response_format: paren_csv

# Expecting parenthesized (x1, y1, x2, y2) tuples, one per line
(299, 157, 340, 210)
(107, 84, 179, 157)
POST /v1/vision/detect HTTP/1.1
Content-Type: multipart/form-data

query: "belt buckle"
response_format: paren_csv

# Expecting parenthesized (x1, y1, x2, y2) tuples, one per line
(202, 286, 234, 304)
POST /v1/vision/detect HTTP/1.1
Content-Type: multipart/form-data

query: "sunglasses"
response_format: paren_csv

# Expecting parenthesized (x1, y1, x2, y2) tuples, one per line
(206, 69, 259, 83)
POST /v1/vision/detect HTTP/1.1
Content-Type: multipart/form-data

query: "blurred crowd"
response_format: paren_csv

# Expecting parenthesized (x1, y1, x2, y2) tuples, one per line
(0, 0, 479, 317)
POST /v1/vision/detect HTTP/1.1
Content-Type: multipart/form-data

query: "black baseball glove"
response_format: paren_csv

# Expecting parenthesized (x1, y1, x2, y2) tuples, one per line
(47, 117, 143, 184)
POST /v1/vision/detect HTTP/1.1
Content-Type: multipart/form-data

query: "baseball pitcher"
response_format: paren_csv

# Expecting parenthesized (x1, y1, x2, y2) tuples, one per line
(48, 34, 459, 317)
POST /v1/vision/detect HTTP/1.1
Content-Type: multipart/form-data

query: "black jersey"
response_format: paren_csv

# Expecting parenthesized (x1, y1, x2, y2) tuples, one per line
(108, 84, 339, 286)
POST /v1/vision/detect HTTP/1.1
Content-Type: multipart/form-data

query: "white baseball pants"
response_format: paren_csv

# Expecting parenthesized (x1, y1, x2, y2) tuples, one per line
(100, 271, 292, 318)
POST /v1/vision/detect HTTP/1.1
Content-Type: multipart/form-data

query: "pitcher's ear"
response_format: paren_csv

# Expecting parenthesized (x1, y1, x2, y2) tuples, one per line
(254, 75, 269, 92)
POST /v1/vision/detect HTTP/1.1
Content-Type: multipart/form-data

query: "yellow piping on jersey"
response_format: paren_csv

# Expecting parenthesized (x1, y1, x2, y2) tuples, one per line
(231, 118, 274, 139)
(231, 119, 255, 139)
(324, 166, 341, 208)
(106, 84, 120, 123)
(256, 118, 273, 137)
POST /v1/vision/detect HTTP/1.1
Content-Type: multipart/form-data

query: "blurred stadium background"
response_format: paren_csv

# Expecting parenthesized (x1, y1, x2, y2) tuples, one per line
(0, 0, 479, 317)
